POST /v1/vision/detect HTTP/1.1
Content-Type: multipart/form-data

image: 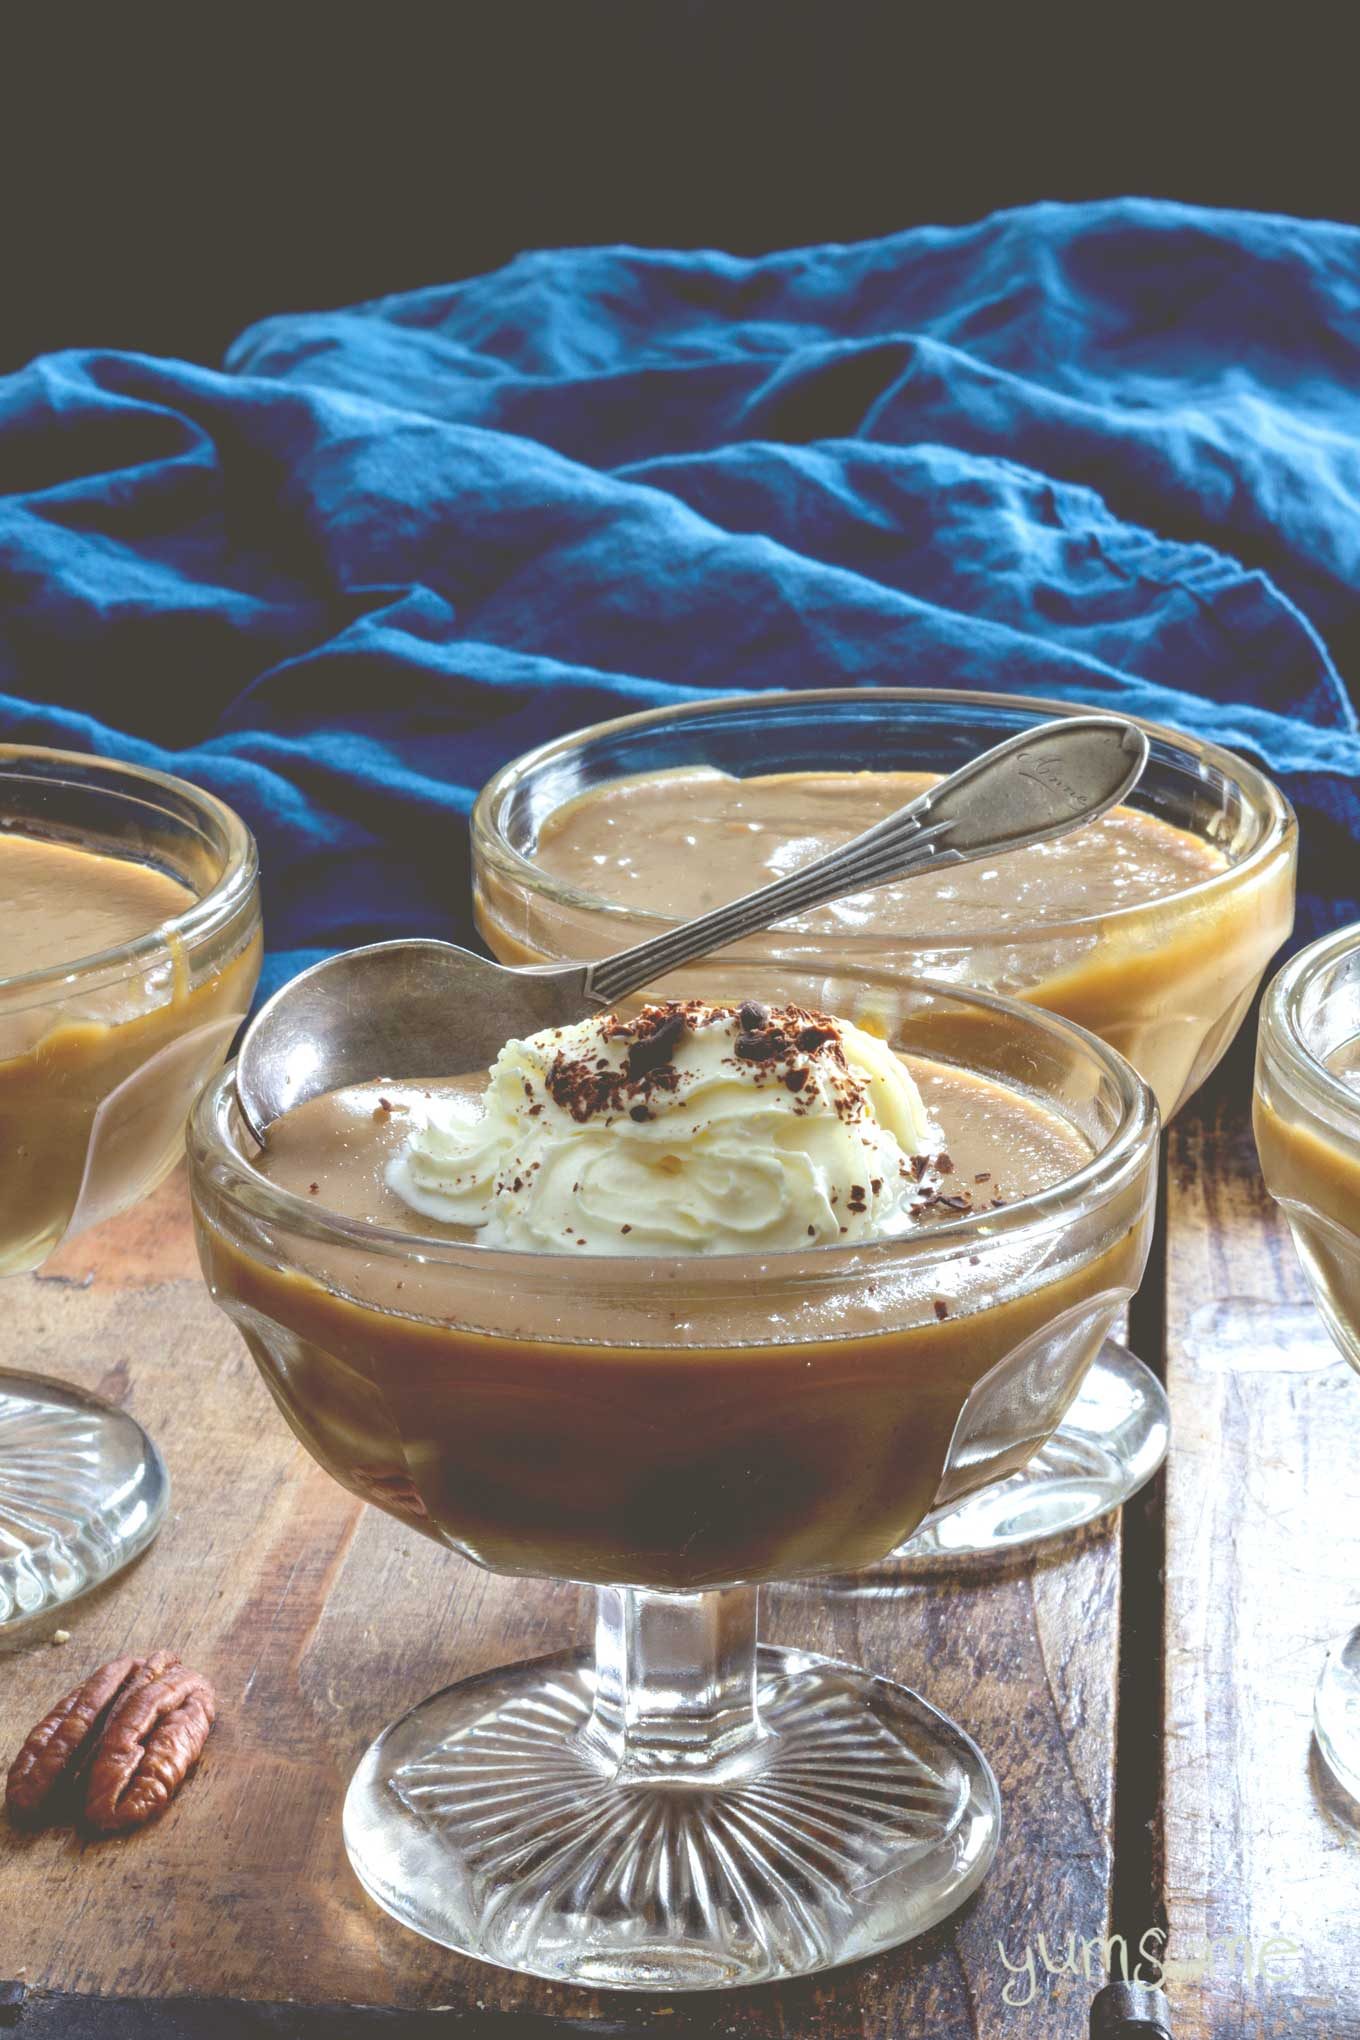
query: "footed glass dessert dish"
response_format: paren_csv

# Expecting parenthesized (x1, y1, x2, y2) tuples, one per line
(472, 688, 1295, 1561)
(0, 747, 261, 1628)
(1255, 920, 1360, 1802)
(189, 969, 1157, 1987)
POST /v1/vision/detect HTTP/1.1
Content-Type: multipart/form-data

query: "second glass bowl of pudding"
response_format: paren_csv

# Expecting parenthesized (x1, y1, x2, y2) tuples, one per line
(473, 690, 1295, 1123)
(190, 968, 1158, 1989)
(473, 687, 1296, 1558)
(0, 745, 262, 1626)
(1255, 920, 1360, 1803)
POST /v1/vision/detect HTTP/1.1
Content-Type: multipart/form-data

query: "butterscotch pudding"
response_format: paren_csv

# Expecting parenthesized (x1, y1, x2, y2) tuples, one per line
(0, 747, 260, 1632)
(530, 768, 1223, 935)
(189, 969, 1156, 1987)
(193, 986, 1155, 1588)
(0, 750, 261, 1275)
(473, 690, 1296, 1121)
(1256, 922, 1360, 1809)
(1256, 924, 1360, 1372)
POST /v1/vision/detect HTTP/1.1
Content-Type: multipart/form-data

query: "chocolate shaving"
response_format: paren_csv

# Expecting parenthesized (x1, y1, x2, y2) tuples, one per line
(541, 998, 869, 1128)
(797, 1023, 836, 1053)
(620, 1006, 689, 1081)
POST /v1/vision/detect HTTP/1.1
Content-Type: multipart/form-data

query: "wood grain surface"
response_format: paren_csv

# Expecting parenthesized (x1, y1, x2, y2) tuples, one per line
(0, 1166, 1123, 2036)
(1162, 1098, 1360, 2038)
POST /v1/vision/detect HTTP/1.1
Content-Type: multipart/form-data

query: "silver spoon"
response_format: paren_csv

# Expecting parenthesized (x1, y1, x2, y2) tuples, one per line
(236, 713, 1148, 1141)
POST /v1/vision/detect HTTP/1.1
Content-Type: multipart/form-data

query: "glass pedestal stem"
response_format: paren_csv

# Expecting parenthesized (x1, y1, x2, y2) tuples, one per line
(343, 1580, 1001, 1986)
(582, 1584, 767, 1780)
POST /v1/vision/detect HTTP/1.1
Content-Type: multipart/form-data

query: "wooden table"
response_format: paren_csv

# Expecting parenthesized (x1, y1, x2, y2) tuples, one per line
(1, 1064, 1355, 2035)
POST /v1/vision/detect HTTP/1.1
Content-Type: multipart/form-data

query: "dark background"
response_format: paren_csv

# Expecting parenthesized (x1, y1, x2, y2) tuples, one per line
(1, 2, 1354, 377)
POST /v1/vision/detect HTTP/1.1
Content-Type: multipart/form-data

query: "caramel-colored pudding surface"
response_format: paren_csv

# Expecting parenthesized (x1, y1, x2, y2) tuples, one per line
(0, 829, 195, 972)
(0, 831, 259, 1274)
(259, 1061, 1085, 1242)
(534, 768, 1225, 935)
(200, 1060, 1146, 1588)
(1256, 1034, 1360, 1369)
(486, 766, 1295, 1120)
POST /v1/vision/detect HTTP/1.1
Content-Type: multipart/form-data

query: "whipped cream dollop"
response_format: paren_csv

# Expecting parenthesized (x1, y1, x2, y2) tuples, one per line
(386, 998, 941, 1255)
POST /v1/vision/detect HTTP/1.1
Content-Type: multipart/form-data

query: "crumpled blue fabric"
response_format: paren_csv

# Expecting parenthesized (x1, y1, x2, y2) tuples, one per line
(1, 199, 1357, 1002)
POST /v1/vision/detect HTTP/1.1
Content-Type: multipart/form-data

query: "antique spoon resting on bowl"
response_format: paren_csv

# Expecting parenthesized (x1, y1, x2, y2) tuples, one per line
(235, 713, 1149, 1143)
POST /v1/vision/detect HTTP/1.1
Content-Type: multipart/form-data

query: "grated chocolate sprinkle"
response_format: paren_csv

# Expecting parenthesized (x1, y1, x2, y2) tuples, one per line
(535, 998, 877, 1133)
(796, 1022, 836, 1053)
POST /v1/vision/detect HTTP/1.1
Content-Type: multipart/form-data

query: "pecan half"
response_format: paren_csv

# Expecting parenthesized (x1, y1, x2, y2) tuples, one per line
(84, 1665, 216, 1834)
(6, 1652, 179, 1828)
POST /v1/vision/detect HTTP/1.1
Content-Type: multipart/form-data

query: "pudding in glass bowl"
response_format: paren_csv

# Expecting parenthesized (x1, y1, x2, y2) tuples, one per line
(472, 688, 1295, 1557)
(1255, 925, 1360, 1372)
(190, 969, 1157, 1988)
(474, 691, 1295, 1124)
(0, 746, 261, 1626)
(1255, 921, 1360, 1803)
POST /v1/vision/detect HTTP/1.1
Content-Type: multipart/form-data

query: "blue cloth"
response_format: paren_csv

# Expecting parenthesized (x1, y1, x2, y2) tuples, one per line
(1, 199, 1358, 1002)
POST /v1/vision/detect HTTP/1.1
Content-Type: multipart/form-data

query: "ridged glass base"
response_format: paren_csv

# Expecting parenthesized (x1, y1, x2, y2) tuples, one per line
(0, 1372, 169, 1631)
(1315, 1626, 1360, 1805)
(344, 1643, 999, 1989)
(892, 1340, 1169, 1566)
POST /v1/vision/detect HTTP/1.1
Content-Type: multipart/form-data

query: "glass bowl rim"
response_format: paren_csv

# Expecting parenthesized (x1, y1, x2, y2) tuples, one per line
(1260, 918, 1360, 1136)
(188, 971, 1159, 1276)
(0, 744, 260, 1001)
(471, 686, 1296, 947)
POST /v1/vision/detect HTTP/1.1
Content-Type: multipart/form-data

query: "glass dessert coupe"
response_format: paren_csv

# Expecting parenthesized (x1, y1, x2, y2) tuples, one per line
(0, 747, 261, 1628)
(1255, 920, 1360, 1802)
(473, 688, 1296, 1560)
(188, 966, 1157, 1988)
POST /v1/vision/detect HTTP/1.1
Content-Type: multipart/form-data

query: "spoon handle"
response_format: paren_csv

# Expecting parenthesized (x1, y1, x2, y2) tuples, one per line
(582, 714, 1148, 1009)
